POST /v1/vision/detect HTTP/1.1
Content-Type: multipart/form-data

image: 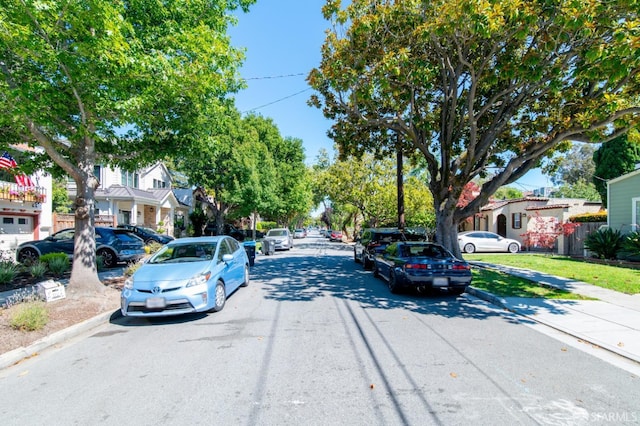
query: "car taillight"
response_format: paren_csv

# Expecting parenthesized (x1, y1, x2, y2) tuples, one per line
(452, 264, 470, 270)
(405, 263, 429, 270)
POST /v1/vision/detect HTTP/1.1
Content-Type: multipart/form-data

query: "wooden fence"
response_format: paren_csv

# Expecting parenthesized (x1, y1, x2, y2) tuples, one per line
(566, 222, 605, 257)
(52, 213, 116, 233)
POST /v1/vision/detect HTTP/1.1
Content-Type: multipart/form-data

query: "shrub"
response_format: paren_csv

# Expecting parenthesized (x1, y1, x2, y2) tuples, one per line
(40, 252, 69, 266)
(124, 261, 142, 277)
(29, 261, 48, 279)
(569, 212, 608, 223)
(584, 227, 624, 260)
(9, 301, 49, 331)
(0, 260, 19, 284)
(146, 241, 163, 254)
(619, 231, 640, 261)
(47, 256, 70, 277)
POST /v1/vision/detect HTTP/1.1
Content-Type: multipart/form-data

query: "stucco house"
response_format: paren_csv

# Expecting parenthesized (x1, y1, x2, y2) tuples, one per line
(67, 163, 191, 238)
(607, 166, 640, 233)
(462, 196, 602, 254)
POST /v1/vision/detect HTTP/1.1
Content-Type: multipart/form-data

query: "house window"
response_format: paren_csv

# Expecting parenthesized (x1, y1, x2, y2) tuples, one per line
(3, 218, 13, 224)
(633, 198, 640, 231)
(512, 213, 522, 229)
(121, 171, 139, 188)
(18, 218, 26, 225)
(94, 165, 102, 186)
(153, 179, 167, 189)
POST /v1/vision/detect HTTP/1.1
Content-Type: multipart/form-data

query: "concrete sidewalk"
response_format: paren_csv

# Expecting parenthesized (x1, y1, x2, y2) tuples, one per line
(468, 261, 640, 364)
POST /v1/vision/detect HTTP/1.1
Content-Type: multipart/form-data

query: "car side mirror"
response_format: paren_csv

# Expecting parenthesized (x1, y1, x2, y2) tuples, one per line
(222, 254, 233, 263)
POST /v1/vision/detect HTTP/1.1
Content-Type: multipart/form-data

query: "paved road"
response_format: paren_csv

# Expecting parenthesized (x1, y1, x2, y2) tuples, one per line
(0, 236, 638, 425)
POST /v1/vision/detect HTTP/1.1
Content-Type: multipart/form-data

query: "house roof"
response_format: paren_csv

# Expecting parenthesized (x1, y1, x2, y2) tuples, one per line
(96, 185, 172, 205)
(607, 167, 640, 186)
(525, 204, 569, 211)
(480, 196, 550, 211)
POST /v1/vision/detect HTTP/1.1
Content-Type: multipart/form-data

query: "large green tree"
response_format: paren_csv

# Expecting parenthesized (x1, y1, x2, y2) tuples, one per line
(593, 134, 640, 206)
(309, 0, 640, 256)
(0, 0, 254, 293)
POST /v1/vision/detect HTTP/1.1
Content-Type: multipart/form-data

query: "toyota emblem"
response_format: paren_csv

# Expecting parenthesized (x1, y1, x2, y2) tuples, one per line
(152, 286, 161, 294)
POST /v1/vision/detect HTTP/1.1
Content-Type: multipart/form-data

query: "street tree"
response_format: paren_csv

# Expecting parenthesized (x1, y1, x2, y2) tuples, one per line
(593, 133, 640, 206)
(309, 0, 640, 256)
(0, 0, 254, 293)
(176, 111, 278, 237)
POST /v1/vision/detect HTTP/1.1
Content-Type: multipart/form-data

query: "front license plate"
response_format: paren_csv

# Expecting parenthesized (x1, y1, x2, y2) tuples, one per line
(433, 277, 448, 287)
(146, 297, 166, 309)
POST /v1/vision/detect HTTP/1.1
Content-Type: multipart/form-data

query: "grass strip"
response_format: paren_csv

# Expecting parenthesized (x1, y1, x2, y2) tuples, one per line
(466, 254, 640, 294)
(471, 267, 595, 300)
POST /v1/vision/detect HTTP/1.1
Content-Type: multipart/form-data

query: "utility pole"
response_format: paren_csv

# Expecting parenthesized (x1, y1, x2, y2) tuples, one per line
(397, 133, 405, 232)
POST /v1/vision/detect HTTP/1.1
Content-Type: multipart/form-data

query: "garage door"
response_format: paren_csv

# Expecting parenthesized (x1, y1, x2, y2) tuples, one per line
(0, 215, 34, 251)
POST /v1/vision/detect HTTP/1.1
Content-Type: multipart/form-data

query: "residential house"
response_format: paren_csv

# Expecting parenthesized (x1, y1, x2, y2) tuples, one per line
(463, 196, 602, 254)
(0, 170, 52, 254)
(607, 165, 640, 233)
(67, 163, 191, 237)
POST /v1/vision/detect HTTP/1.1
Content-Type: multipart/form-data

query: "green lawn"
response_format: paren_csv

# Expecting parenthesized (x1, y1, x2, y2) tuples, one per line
(471, 268, 594, 299)
(466, 254, 640, 295)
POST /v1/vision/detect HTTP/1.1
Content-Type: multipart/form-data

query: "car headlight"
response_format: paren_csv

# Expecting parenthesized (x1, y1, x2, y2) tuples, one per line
(124, 277, 134, 290)
(186, 271, 211, 288)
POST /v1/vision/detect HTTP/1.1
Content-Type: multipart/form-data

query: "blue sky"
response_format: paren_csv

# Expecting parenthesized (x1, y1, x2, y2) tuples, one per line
(228, 1, 550, 192)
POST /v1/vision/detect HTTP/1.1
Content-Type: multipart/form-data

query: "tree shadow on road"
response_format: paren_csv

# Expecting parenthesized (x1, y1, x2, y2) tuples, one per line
(252, 249, 533, 324)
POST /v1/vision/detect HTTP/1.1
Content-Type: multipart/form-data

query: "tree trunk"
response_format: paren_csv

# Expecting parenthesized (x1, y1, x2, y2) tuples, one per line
(68, 181, 104, 296)
(435, 201, 464, 259)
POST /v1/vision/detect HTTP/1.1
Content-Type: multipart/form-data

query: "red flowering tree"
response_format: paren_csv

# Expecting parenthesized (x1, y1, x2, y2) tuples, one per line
(521, 212, 580, 252)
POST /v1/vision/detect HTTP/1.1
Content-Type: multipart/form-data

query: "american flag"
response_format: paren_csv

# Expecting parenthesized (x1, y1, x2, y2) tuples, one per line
(0, 151, 18, 169)
(0, 151, 35, 187)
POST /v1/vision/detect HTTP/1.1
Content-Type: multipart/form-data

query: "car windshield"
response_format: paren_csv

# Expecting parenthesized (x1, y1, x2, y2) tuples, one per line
(149, 243, 217, 264)
(268, 230, 287, 237)
(139, 226, 158, 234)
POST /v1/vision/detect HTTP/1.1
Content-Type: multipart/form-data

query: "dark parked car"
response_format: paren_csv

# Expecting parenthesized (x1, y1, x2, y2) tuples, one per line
(117, 224, 174, 245)
(16, 227, 146, 268)
(354, 228, 409, 270)
(372, 241, 472, 295)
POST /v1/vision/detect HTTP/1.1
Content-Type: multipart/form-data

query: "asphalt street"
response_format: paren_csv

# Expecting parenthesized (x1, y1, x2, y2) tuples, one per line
(0, 236, 638, 425)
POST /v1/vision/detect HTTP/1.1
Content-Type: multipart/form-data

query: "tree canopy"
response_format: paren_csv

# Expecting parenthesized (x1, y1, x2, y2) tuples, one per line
(0, 0, 254, 292)
(309, 0, 640, 255)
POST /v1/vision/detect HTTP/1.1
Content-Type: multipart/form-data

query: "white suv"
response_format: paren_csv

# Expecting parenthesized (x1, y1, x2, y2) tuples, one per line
(264, 228, 293, 250)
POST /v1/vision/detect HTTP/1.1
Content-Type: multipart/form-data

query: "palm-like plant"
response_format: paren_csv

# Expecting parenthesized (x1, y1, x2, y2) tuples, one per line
(584, 228, 624, 260)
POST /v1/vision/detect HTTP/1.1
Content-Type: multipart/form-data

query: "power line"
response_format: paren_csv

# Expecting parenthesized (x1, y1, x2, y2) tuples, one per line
(241, 88, 313, 113)
(244, 72, 307, 81)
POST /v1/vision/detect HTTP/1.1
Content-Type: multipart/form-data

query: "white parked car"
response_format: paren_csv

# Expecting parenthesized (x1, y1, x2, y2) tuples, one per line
(264, 228, 293, 250)
(458, 231, 521, 254)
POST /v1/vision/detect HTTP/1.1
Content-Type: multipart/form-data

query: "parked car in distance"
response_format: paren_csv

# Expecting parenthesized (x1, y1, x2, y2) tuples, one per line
(120, 236, 249, 317)
(354, 228, 409, 270)
(457, 231, 521, 254)
(16, 227, 146, 268)
(329, 229, 343, 242)
(293, 228, 306, 239)
(372, 241, 472, 295)
(117, 224, 174, 245)
(264, 228, 293, 250)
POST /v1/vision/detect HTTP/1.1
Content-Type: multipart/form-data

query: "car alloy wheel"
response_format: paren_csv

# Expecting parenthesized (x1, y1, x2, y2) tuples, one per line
(464, 243, 476, 254)
(241, 265, 250, 287)
(210, 280, 226, 312)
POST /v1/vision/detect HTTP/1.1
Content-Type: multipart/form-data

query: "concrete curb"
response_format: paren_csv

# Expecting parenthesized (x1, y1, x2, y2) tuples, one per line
(0, 309, 119, 371)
